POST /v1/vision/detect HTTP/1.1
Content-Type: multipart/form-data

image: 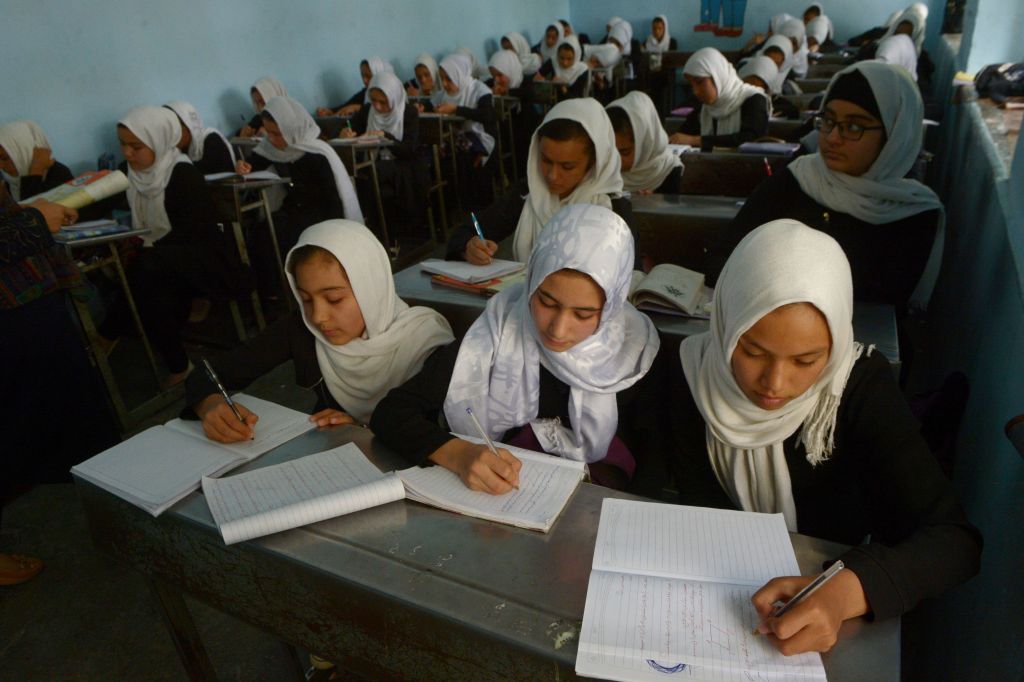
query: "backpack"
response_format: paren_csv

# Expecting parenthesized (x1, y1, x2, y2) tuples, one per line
(974, 63, 1024, 102)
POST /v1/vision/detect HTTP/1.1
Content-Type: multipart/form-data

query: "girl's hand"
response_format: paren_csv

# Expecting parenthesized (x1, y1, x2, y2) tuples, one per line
(309, 408, 355, 429)
(315, 107, 335, 117)
(26, 199, 77, 232)
(435, 103, 458, 115)
(415, 103, 426, 113)
(406, 86, 421, 97)
(338, 104, 361, 116)
(338, 128, 357, 139)
(235, 159, 252, 174)
(751, 568, 869, 656)
(533, 73, 546, 82)
(196, 395, 258, 443)
(365, 129, 385, 138)
(429, 439, 522, 494)
(464, 236, 498, 265)
(669, 132, 701, 147)
(29, 147, 55, 176)
(239, 124, 256, 138)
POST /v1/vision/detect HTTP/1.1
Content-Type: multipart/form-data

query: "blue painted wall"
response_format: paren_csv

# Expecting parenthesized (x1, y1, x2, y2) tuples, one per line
(567, 0, 946, 54)
(960, 0, 1024, 72)
(1, 0, 567, 173)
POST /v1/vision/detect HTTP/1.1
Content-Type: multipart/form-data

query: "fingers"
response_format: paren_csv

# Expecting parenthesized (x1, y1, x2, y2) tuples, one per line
(464, 451, 518, 494)
(235, 160, 252, 174)
(309, 409, 355, 428)
(202, 402, 256, 443)
(61, 206, 78, 225)
(465, 237, 497, 265)
(752, 576, 808, 618)
(494, 448, 522, 486)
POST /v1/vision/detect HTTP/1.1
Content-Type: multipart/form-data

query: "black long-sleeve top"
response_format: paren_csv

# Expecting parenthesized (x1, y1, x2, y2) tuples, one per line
(679, 96, 770, 151)
(349, 105, 420, 160)
(370, 340, 669, 474)
(422, 93, 497, 139)
(192, 133, 235, 175)
(705, 167, 940, 308)
(669, 350, 981, 621)
(249, 151, 346, 223)
(536, 61, 590, 100)
(332, 88, 367, 112)
(15, 160, 73, 200)
(182, 311, 340, 418)
(443, 178, 639, 268)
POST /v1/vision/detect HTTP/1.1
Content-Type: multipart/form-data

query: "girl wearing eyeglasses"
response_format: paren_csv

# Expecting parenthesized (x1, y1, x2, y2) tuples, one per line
(706, 62, 944, 310)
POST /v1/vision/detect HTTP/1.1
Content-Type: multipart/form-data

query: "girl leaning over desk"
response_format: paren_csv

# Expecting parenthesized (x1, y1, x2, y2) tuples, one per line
(669, 219, 981, 655)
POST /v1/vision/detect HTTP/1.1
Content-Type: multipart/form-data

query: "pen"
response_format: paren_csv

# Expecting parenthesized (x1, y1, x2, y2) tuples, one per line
(470, 212, 486, 242)
(465, 407, 518, 490)
(755, 560, 845, 634)
(763, 157, 773, 177)
(201, 357, 247, 427)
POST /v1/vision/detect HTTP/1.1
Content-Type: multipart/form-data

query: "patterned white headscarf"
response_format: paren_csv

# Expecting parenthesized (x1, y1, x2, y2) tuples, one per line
(446, 204, 659, 463)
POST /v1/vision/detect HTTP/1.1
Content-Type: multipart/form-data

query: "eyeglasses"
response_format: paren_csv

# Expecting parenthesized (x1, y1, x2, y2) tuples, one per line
(813, 115, 885, 141)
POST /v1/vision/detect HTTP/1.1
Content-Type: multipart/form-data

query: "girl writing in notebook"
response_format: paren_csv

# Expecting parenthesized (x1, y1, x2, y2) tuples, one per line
(98, 106, 248, 387)
(239, 76, 287, 138)
(187, 220, 453, 441)
(317, 57, 394, 117)
(235, 95, 363, 294)
(706, 62, 943, 309)
(669, 48, 770, 151)
(445, 98, 636, 268)
(0, 121, 72, 201)
(164, 101, 235, 175)
(372, 204, 664, 492)
(606, 91, 683, 195)
(671, 219, 980, 654)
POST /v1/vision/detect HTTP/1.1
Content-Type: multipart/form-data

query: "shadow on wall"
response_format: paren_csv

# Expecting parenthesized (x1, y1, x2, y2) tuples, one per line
(218, 89, 254, 132)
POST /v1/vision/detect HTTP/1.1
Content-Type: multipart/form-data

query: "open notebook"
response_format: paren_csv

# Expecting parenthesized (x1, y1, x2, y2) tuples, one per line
(72, 394, 314, 517)
(419, 258, 525, 284)
(201, 438, 586, 544)
(577, 499, 827, 682)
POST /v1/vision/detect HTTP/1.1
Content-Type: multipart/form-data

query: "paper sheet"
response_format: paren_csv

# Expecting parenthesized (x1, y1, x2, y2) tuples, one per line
(419, 258, 525, 284)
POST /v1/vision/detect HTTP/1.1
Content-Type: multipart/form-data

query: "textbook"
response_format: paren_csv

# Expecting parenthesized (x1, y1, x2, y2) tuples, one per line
(576, 499, 827, 682)
(23, 170, 129, 209)
(629, 264, 711, 318)
(201, 438, 586, 544)
(55, 219, 130, 240)
(430, 270, 526, 297)
(419, 257, 525, 284)
(71, 394, 315, 517)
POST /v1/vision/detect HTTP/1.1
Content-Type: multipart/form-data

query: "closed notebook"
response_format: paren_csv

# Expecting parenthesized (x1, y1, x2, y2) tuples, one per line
(430, 270, 526, 297)
(55, 219, 130, 241)
(419, 258, 525, 284)
(72, 394, 315, 517)
(629, 264, 711, 318)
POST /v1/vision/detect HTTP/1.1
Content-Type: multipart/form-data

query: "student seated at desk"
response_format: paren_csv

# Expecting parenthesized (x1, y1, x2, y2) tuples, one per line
(606, 91, 683, 194)
(533, 21, 562, 67)
(486, 49, 523, 97)
(372, 204, 664, 491)
(738, 56, 800, 120)
(670, 220, 981, 655)
(804, 8, 836, 55)
(164, 101, 235, 175)
(874, 31, 918, 82)
(446, 98, 636, 268)
(423, 53, 497, 210)
(501, 32, 541, 77)
(642, 14, 677, 53)
(584, 23, 628, 100)
(236, 95, 363, 294)
(668, 48, 770, 152)
(759, 35, 795, 94)
(98, 106, 248, 387)
(736, 12, 793, 60)
(317, 57, 393, 118)
(777, 18, 810, 79)
(405, 53, 439, 98)
(0, 121, 72, 201)
(534, 37, 590, 102)
(238, 76, 287, 138)
(339, 72, 426, 236)
(185, 220, 453, 440)
(706, 62, 943, 309)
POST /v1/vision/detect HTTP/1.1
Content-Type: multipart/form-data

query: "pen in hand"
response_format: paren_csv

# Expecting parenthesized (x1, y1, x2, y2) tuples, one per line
(754, 560, 845, 634)
(465, 407, 519, 490)
(201, 357, 252, 439)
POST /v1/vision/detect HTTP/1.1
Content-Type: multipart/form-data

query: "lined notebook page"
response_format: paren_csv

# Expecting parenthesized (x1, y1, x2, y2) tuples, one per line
(593, 500, 799, 587)
(578, 572, 826, 682)
(397, 440, 584, 531)
(202, 443, 405, 544)
(167, 394, 315, 462)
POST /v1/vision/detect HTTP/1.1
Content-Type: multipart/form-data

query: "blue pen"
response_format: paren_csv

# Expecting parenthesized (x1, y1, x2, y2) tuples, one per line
(470, 212, 486, 242)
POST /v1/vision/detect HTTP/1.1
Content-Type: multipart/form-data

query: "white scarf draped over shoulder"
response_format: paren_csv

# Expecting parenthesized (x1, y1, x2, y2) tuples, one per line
(254, 96, 364, 224)
(445, 203, 659, 463)
(644, 15, 671, 53)
(607, 91, 682, 192)
(119, 106, 191, 246)
(760, 35, 794, 92)
(787, 61, 944, 306)
(366, 71, 407, 142)
(513, 98, 623, 262)
(285, 220, 454, 424)
(554, 36, 589, 85)
(679, 219, 863, 531)
(875, 33, 918, 81)
(488, 49, 524, 89)
(684, 48, 769, 136)
(435, 54, 495, 161)
(164, 100, 236, 165)
(0, 120, 51, 201)
(504, 33, 542, 75)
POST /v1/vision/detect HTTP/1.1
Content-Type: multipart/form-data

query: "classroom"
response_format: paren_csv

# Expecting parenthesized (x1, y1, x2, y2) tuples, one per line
(2, 0, 1022, 679)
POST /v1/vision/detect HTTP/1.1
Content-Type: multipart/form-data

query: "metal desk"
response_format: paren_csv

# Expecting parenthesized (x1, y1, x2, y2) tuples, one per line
(328, 137, 395, 247)
(631, 193, 743, 271)
(794, 78, 833, 94)
(676, 151, 794, 197)
(75, 425, 899, 682)
(493, 95, 521, 188)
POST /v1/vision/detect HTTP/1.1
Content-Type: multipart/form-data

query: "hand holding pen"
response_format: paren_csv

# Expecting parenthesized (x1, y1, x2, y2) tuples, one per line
(465, 211, 498, 265)
(196, 357, 258, 443)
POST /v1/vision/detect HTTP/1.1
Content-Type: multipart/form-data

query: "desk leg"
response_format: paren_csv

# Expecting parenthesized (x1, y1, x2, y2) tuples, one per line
(229, 219, 266, 333)
(69, 294, 132, 430)
(109, 243, 160, 382)
(259, 188, 294, 310)
(446, 127, 462, 214)
(367, 153, 390, 248)
(432, 143, 449, 240)
(508, 112, 519, 184)
(149, 577, 220, 682)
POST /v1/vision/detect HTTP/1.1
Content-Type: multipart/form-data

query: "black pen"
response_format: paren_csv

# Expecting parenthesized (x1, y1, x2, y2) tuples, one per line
(201, 357, 246, 426)
(755, 560, 846, 634)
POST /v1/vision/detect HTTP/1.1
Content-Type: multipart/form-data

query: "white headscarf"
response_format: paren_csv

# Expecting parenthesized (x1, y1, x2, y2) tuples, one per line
(607, 91, 682, 192)
(164, 100, 236, 166)
(738, 56, 781, 96)
(684, 48, 769, 137)
(554, 36, 589, 85)
(255, 96, 364, 224)
(760, 34, 795, 92)
(0, 120, 51, 200)
(434, 54, 495, 161)
(504, 32, 542, 75)
(362, 57, 395, 102)
(788, 61, 945, 305)
(413, 53, 439, 94)
(251, 76, 288, 111)
(454, 47, 488, 80)
(446, 204, 659, 463)
(805, 16, 831, 50)
(805, 3, 834, 40)
(286, 221, 454, 424)
(680, 220, 864, 531)
(366, 72, 407, 142)
(770, 13, 796, 33)
(778, 18, 809, 78)
(875, 34, 918, 81)
(883, 6, 927, 54)
(488, 49, 524, 89)
(118, 106, 191, 246)
(539, 21, 563, 64)
(607, 17, 634, 55)
(644, 15, 671, 53)
(513, 98, 623, 262)
(584, 42, 623, 73)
